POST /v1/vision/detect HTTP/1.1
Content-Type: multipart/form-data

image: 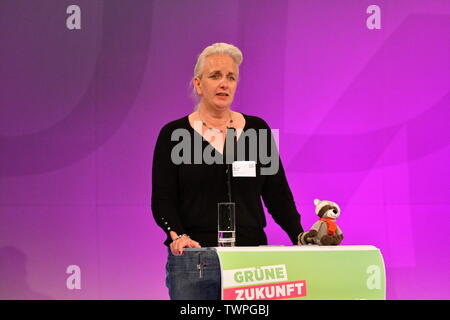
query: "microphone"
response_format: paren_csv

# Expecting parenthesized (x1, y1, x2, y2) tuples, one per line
(225, 127, 237, 202)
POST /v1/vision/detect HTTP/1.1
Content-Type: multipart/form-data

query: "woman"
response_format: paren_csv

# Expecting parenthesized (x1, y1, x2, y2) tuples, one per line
(151, 43, 303, 300)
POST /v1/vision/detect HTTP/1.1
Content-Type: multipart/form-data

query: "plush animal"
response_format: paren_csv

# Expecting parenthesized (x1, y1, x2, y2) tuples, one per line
(298, 199, 344, 246)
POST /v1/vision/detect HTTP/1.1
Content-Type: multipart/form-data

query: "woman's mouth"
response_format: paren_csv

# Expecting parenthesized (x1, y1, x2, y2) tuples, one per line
(216, 93, 229, 100)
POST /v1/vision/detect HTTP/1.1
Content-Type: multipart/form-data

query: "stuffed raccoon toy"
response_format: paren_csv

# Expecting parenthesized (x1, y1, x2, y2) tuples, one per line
(298, 199, 344, 246)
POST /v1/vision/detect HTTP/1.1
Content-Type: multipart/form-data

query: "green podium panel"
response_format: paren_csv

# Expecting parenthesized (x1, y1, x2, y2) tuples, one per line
(214, 246, 386, 300)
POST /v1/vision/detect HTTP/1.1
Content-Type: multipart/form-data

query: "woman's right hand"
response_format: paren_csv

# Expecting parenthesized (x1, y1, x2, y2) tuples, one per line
(169, 233, 201, 256)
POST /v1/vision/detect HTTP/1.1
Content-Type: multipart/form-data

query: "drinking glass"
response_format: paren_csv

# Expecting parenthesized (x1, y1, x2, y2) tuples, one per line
(218, 202, 235, 247)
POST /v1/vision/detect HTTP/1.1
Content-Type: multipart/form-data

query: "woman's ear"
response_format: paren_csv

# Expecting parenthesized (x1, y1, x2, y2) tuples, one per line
(193, 77, 202, 95)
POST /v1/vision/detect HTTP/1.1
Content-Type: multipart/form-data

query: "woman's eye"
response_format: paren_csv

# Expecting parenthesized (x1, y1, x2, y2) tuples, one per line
(210, 74, 220, 79)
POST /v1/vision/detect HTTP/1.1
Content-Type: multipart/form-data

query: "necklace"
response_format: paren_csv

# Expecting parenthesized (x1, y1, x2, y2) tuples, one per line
(198, 110, 233, 133)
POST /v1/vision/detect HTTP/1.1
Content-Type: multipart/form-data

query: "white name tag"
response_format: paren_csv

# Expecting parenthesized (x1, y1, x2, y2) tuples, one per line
(232, 161, 256, 177)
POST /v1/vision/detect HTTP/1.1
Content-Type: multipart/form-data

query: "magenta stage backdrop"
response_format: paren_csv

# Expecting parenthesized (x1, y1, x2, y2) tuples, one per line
(0, 0, 449, 300)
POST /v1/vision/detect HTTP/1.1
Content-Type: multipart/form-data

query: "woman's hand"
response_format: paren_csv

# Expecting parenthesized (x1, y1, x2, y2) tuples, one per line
(169, 233, 201, 256)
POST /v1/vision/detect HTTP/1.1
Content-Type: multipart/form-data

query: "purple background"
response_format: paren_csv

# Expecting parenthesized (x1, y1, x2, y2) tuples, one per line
(0, 0, 449, 299)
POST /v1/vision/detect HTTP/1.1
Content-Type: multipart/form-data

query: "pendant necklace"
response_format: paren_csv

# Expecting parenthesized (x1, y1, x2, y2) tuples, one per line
(198, 111, 233, 133)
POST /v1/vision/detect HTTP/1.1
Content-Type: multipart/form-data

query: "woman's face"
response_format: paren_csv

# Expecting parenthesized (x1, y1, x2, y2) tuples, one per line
(194, 54, 238, 111)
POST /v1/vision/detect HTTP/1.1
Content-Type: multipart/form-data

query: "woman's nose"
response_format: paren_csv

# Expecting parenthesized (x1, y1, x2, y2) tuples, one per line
(219, 78, 229, 88)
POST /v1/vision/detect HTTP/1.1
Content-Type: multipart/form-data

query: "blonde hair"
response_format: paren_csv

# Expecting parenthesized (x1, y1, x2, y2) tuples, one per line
(191, 42, 243, 102)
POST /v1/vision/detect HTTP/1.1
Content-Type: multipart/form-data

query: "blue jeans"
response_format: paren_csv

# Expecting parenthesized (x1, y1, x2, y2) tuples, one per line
(165, 248, 221, 300)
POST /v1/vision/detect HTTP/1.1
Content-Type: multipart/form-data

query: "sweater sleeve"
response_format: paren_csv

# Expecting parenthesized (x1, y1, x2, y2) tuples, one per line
(259, 120, 303, 245)
(151, 124, 186, 238)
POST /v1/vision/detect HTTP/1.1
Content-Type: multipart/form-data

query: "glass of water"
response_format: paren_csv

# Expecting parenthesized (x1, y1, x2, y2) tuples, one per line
(218, 202, 236, 247)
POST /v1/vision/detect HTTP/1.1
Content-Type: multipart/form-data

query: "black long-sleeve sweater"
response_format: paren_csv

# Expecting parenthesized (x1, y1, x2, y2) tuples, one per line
(151, 113, 303, 247)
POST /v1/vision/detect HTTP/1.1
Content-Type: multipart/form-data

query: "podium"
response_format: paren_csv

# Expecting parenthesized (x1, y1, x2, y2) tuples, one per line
(187, 245, 385, 300)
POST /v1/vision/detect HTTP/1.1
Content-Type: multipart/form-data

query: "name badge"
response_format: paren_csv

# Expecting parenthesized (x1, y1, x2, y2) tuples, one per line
(232, 161, 256, 177)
